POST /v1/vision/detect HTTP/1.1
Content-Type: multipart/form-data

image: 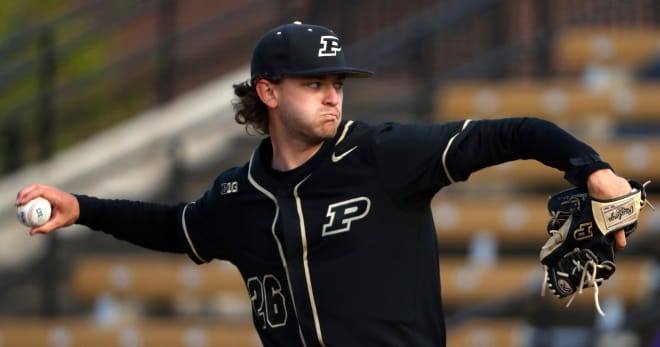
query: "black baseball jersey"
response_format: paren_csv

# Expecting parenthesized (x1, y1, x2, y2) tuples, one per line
(76, 117, 610, 347)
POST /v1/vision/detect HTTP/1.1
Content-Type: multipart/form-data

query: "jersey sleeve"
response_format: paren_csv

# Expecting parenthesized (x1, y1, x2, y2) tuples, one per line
(75, 194, 186, 253)
(177, 171, 238, 264)
(369, 117, 611, 204)
(442, 117, 611, 188)
(369, 120, 467, 205)
(75, 167, 247, 265)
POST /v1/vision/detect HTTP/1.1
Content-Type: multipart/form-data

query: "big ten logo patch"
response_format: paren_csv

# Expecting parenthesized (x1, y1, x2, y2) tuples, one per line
(322, 196, 371, 237)
(318, 35, 341, 57)
(221, 181, 238, 195)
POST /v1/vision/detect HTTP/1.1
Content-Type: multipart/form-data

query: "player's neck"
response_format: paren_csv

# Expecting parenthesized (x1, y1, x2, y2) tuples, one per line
(270, 135, 324, 172)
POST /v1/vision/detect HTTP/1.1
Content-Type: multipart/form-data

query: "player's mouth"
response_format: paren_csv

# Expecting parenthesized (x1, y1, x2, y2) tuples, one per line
(321, 113, 338, 121)
(320, 109, 340, 121)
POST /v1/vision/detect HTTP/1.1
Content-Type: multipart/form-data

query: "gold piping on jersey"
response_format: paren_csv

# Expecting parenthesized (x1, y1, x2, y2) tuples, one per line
(335, 120, 354, 146)
(181, 203, 208, 263)
(441, 119, 472, 184)
(294, 175, 327, 347)
(247, 151, 309, 347)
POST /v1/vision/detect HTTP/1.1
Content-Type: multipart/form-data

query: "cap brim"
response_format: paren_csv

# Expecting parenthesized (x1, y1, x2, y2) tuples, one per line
(282, 66, 374, 78)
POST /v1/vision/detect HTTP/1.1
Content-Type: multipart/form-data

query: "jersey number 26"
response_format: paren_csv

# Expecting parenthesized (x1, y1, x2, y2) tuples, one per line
(247, 275, 288, 329)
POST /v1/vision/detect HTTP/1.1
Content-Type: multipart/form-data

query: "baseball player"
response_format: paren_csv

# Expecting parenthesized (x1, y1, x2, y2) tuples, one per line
(17, 22, 633, 347)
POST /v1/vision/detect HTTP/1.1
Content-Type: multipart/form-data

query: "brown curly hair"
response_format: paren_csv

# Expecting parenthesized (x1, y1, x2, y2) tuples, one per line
(232, 76, 281, 135)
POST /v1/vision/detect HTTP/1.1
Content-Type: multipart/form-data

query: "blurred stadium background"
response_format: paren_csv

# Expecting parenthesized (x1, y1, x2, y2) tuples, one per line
(0, 0, 659, 346)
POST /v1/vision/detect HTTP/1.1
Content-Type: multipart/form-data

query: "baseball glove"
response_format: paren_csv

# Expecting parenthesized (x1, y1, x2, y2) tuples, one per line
(540, 179, 650, 316)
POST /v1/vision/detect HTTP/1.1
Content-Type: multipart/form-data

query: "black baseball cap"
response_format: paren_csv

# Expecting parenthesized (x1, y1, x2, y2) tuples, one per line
(250, 21, 374, 79)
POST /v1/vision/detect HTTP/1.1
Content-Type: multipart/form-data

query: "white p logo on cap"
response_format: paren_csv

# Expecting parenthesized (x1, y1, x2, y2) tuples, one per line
(318, 35, 341, 57)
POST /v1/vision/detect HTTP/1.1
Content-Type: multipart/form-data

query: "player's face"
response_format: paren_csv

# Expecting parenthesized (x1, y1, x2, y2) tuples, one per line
(274, 74, 344, 144)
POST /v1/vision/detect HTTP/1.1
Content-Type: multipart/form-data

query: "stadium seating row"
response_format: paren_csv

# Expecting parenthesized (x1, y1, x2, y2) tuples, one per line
(446, 319, 531, 347)
(0, 317, 531, 347)
(0, 318, 259, 347)
(553, 26, 660, 73)
(72, 256, 248, 304)
(435, 80, 660, 122)
(70, 255, 657, 310)
(439, 257, 656, 309)
(437, 27, 660, 121)
(432, 194, 659, 246)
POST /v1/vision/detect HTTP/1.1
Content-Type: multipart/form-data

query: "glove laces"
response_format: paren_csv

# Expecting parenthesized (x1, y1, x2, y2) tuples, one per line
(541, 246, 608, 317)
(566, 256, 606, 316)
(642, 180, 654, 210)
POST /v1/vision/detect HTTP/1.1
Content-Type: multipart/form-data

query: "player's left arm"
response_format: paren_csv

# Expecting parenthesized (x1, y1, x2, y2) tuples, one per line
(443, 117, 636, 249)
(443, 117, 612, 188)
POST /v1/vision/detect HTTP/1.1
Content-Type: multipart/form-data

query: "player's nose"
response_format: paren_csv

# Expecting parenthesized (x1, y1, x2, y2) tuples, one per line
(323, 86, 340, 106)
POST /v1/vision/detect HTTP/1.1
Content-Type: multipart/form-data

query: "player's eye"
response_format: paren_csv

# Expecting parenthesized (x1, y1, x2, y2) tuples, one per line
(307, 82, 321, 89)
(333, 81, 344, 90)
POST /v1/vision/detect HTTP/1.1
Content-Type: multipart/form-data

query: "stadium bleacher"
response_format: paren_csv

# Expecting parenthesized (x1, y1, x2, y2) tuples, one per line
(432, 194, 659, 247)
(67, 254, 658, 320)
(431, 21, 660, 347)
(0, 318, 260, 347)
(446, 319, 532, 347)
(435, 80, 660, 124)
(71, 256, 247, 304)
(552, 26, 660, 74)
(439, 257, 657, 308)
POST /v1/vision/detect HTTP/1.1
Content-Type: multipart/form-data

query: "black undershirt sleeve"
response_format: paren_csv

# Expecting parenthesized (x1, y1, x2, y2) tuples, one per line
(446, 117, 612, 188)
(75, 194, 186, 253)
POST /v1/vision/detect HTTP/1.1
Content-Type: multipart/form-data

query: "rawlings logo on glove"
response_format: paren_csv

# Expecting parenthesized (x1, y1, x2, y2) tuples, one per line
(540, 180, 651, 316)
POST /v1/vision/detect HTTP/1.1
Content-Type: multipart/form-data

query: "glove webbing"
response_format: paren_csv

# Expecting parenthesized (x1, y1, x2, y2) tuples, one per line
(541, 247, 608, 316)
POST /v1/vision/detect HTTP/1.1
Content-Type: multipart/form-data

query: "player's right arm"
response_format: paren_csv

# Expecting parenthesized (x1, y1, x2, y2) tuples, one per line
(15, 183, 186, 254)
(16, 183, 79, 236)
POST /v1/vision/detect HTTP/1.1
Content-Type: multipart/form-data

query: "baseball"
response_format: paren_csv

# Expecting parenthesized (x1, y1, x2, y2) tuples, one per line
(17, 197, 52, 227)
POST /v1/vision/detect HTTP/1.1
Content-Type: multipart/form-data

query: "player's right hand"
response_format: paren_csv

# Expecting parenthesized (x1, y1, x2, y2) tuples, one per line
(16, 184, 79, 236)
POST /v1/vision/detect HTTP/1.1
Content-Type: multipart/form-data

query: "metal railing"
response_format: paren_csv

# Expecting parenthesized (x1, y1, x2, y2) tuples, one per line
(0, 0, 278, 174)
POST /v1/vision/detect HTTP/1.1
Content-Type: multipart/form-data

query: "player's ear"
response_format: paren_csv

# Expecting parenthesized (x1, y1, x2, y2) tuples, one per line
(255, 79, 278, 108)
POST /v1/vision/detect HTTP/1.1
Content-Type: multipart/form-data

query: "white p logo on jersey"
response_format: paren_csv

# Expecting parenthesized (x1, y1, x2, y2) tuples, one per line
(318, 35, 341, 57)
(322, 197, 371, 237)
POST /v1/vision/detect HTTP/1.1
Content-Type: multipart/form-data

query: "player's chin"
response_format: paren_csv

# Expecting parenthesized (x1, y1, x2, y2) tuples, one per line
(311, 124, 337, 142)
(319, 113, 339, 127)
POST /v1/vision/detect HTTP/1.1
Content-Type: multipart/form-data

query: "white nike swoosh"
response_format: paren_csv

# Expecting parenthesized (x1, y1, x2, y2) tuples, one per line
(331, 146, 358, 163)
